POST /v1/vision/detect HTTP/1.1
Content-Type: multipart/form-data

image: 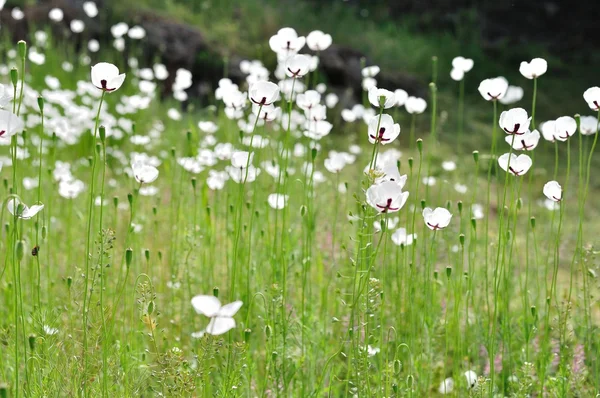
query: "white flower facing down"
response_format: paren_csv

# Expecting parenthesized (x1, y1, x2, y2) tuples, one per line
(499, 85, 524, 105)
(583, 87, 600, 111)
(519, 58, 548, 79)
(190, 295, 242, 336)
(505, 129, 540, 151)
(306, 30, 332, 51)
(91, 62, 126, 92)
(366, 181, 409, 214)
(543, 180, 562, 202)
(249, 81, 280, 106)
(0, 109, 24, 139)
(422, 207, 452, 231)
(132, 162, 159, 184)
(367, 114, 400, 145)
(368, 87, 396, 109)
(7, 198, 44, 220)
(499, 108, 531, 135)
(405, 96, 427, 114)
(498, 153, 532, 176)
(285, 54, 311, 78)
(553, 116, 577, 141)
(478, 77, 508, 101)
(391, 227, 416, 246)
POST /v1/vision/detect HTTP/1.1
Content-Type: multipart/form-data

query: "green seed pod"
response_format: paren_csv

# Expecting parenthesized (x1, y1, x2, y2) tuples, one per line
(459, 233, 465, 246)
(393, 359, 402, 374)
(99, 126, 106, 143)
(530, 305, 536, 317)
(446, 266, 452, 278)
(170, 147, 176, 158)
(407, 374, 414, 388)
(158, 251, 162, 261)
(186, 131, 192, 143)
(420, 199, 426, 210)
(95, 142, 101, 155)
(271, 351, 278, 361)
(125, 248, 133, 269)
(446, 200, 452, 210)
(433, 270, 439, 280)
(18, 40, 27, 59)
(472, 150, 479, 163)
(0, 382, 8, 398)
(517, 197, 523, 210)
(37, 96, 44, 112)
(10, 68, 18, 86)
(16, 241, 24, 261)
(300, 205, 307, 216)
(408, 157, 414, 169)
(416, 139, 423, 154)
(213, 287, 219, 297)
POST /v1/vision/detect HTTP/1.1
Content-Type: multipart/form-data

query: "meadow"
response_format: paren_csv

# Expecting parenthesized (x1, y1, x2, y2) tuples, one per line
(0, 2, 600, 397)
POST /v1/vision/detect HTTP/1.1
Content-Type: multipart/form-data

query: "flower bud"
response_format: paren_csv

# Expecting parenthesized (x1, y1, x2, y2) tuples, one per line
(67, 276, 73, 289)
(408, 157, 414, 169)
(457, 201, 463, 213)
(472, 151, 479, 163)
(213, 287, 219, 297)
(471, 217, 477, 230)
(311, 147, 318, 161)
(99, 126, 106, 143)
(125, 248, 133, 268)
(530, 305, 536, 317)
(28, 334, 36, 352)
(18, 40, 27, 59)
(144, 249, 150, 262)
(191, 177, 197, 190)
(244, 328, 251, 343)
(459, 233, 465, 246)
(416, 138, 423, 154)
(10, 68, 18, 86)
(127, 193, 133, 207)
(41, 225, 47, 239)
(113, 196, 119, 208)
(446, 266, 452, 278)
(530, 217, 535, 229)
(265, 325, 272, 339)
(37, 96, 44, 112)
(16, 241, 24, 261)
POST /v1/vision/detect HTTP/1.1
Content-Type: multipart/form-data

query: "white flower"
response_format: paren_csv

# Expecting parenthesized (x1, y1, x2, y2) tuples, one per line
(394, 89, 408, 107)
(464, 370, 478, 389)
(285, 54, 311, 78)
(405, 96, 427, 114)
(580, 116, 599, 135)
(83, 1, 98, 18)
(249, 81, 280, 106)
(583, 87, 600, 111)
(366, 181, 409, 214)
(268, 193, 288, 209)
(497, 153, 532, 176)
(0, 83, 14, 109)
(543, 180, 562, 202)
(191, 295, 242, 336)
(296, 90, 321, 110)
(0, 110, 24, 139)
(450, 68, 464, 81)
(367, 114, 400, 145)
(48, 8, 64, 22)
(499, 108, 531, 135)
(91, 62, 126, 92)
(368, 87, 396, 109)
(422, 207, 452, 230)
(43, 325, 59, 336)
(269, 27, 305, 56)
(505, 129, 540, 151)
(438, 377, 454, 394)
(519, 58, 547, 79)
(7, 199, 44, 220)
(452, 56, 474, 72)
(442, 161, 456, 171)
(499, 85, 524, 105)
(553, 116, 577, 141)
(306, 30, 332, 51)
(478, 77, 508, 101)
(361, 65, 380, 78)
(70, 20, 85, 34)
(131, 162, 159, 184)
(540, 120, 556, 142)
(391, 227, 416, 246)
(231, 151, 254, 168)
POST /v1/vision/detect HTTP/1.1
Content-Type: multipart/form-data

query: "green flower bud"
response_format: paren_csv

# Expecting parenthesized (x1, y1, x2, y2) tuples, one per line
(37, 96, 44, 112)
(10, 68, 18, 87)
(125, 248, 133, 269)
(18, 40, 27, 59)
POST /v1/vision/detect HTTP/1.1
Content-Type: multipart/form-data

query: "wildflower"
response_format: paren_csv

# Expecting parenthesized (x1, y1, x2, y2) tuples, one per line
(394, 89, 408, 107)
(296, 90, 321, 111)
(268, 193, 288, 209)
(423, 207, 452, 230)
(583, 87, 600, 111)
(367, 114, 400, 145)
(83, 1, 98, 18)
(362, 65, 380, 78)
(48, 8, 64, 22)
(553, 116, 577, 141)
(131, 162, 159, 184)
(0, 84, 13, 109)
(450, 68, 464, 81)
(91, 62, 126, 92)
(306, 30, 332, 51)
(580, 116, 599, 135)
(366, 181, 409, 214)
(499, 85, 524, 105)
(504, 129, 540, 151)
(497, 153, 532, 176)
(249, 81, 280, 106)
(438, 377, 454, 394)
(285, 54, 311, 78)
(0, 110, 24, 139)
(368, 87, 396, 109)
(464, 370, 478, 389)
(405, 96, 427, 114)
(191, 295, 242, 336)
(269, 27, 305, 56)
(499, 108, 531, 135)
(519, 58, 548, 79)
(543, 181, 562, 202)
(452, 56, 474, 73)
(540, 120, 556, 142)
(7, 199, 44, 220)
(478, 77, 508, 101)
(391, 228, 416, 246)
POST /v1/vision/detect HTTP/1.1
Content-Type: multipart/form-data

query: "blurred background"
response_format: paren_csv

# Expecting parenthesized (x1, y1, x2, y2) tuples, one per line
(3, 0, 600, 154)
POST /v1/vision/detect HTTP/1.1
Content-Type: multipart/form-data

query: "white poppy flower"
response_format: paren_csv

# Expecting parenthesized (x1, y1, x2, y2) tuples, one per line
(422, 207, 452, 230)
(285, 54, 310, 78)
(478, 77, 508, 101)
(499, 108, 531, 135)
(498, 153, 532, 176)
(464, 370, 478, 389)
(394, 89, 408, 107)
(132, 162, 159, 184)
(450, 67, 464, 81)
(367, 114, 400, 145)
(519, 58, 547, 79)
(0, 110, 24, 139)
(83, 1, 98, 18)
(269, 27, 305, 56)
(583, 87, 600, 111)
(368, 87, 396, 109)
(452, 56, 474, 72)
(361, 65, 380, 78)
(543, 180, 562, 202)
(505, 129, 540, 151)
(405, 96, 427, 114)
(499, 85, 524, 105)
(366, 181, 409, 214)
(191, 295, 242, 336)
(306, 30, 332, 51)
(438, 377, 454, 394)
(553, 116, 577, 141)
(91, 62, 126, 92)
(249, 81, 279, 106)
(7, 199, 44, 220)
(391, 227, 416, 246)
(268, 193, 288, 209)
(48, 8, 64, 22)
(580, 116, 599, 136)
(231, 151, 254, 169)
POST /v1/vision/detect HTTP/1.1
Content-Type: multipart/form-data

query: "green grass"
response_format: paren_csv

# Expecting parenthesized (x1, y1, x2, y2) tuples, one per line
(0, 3, 599, 397)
